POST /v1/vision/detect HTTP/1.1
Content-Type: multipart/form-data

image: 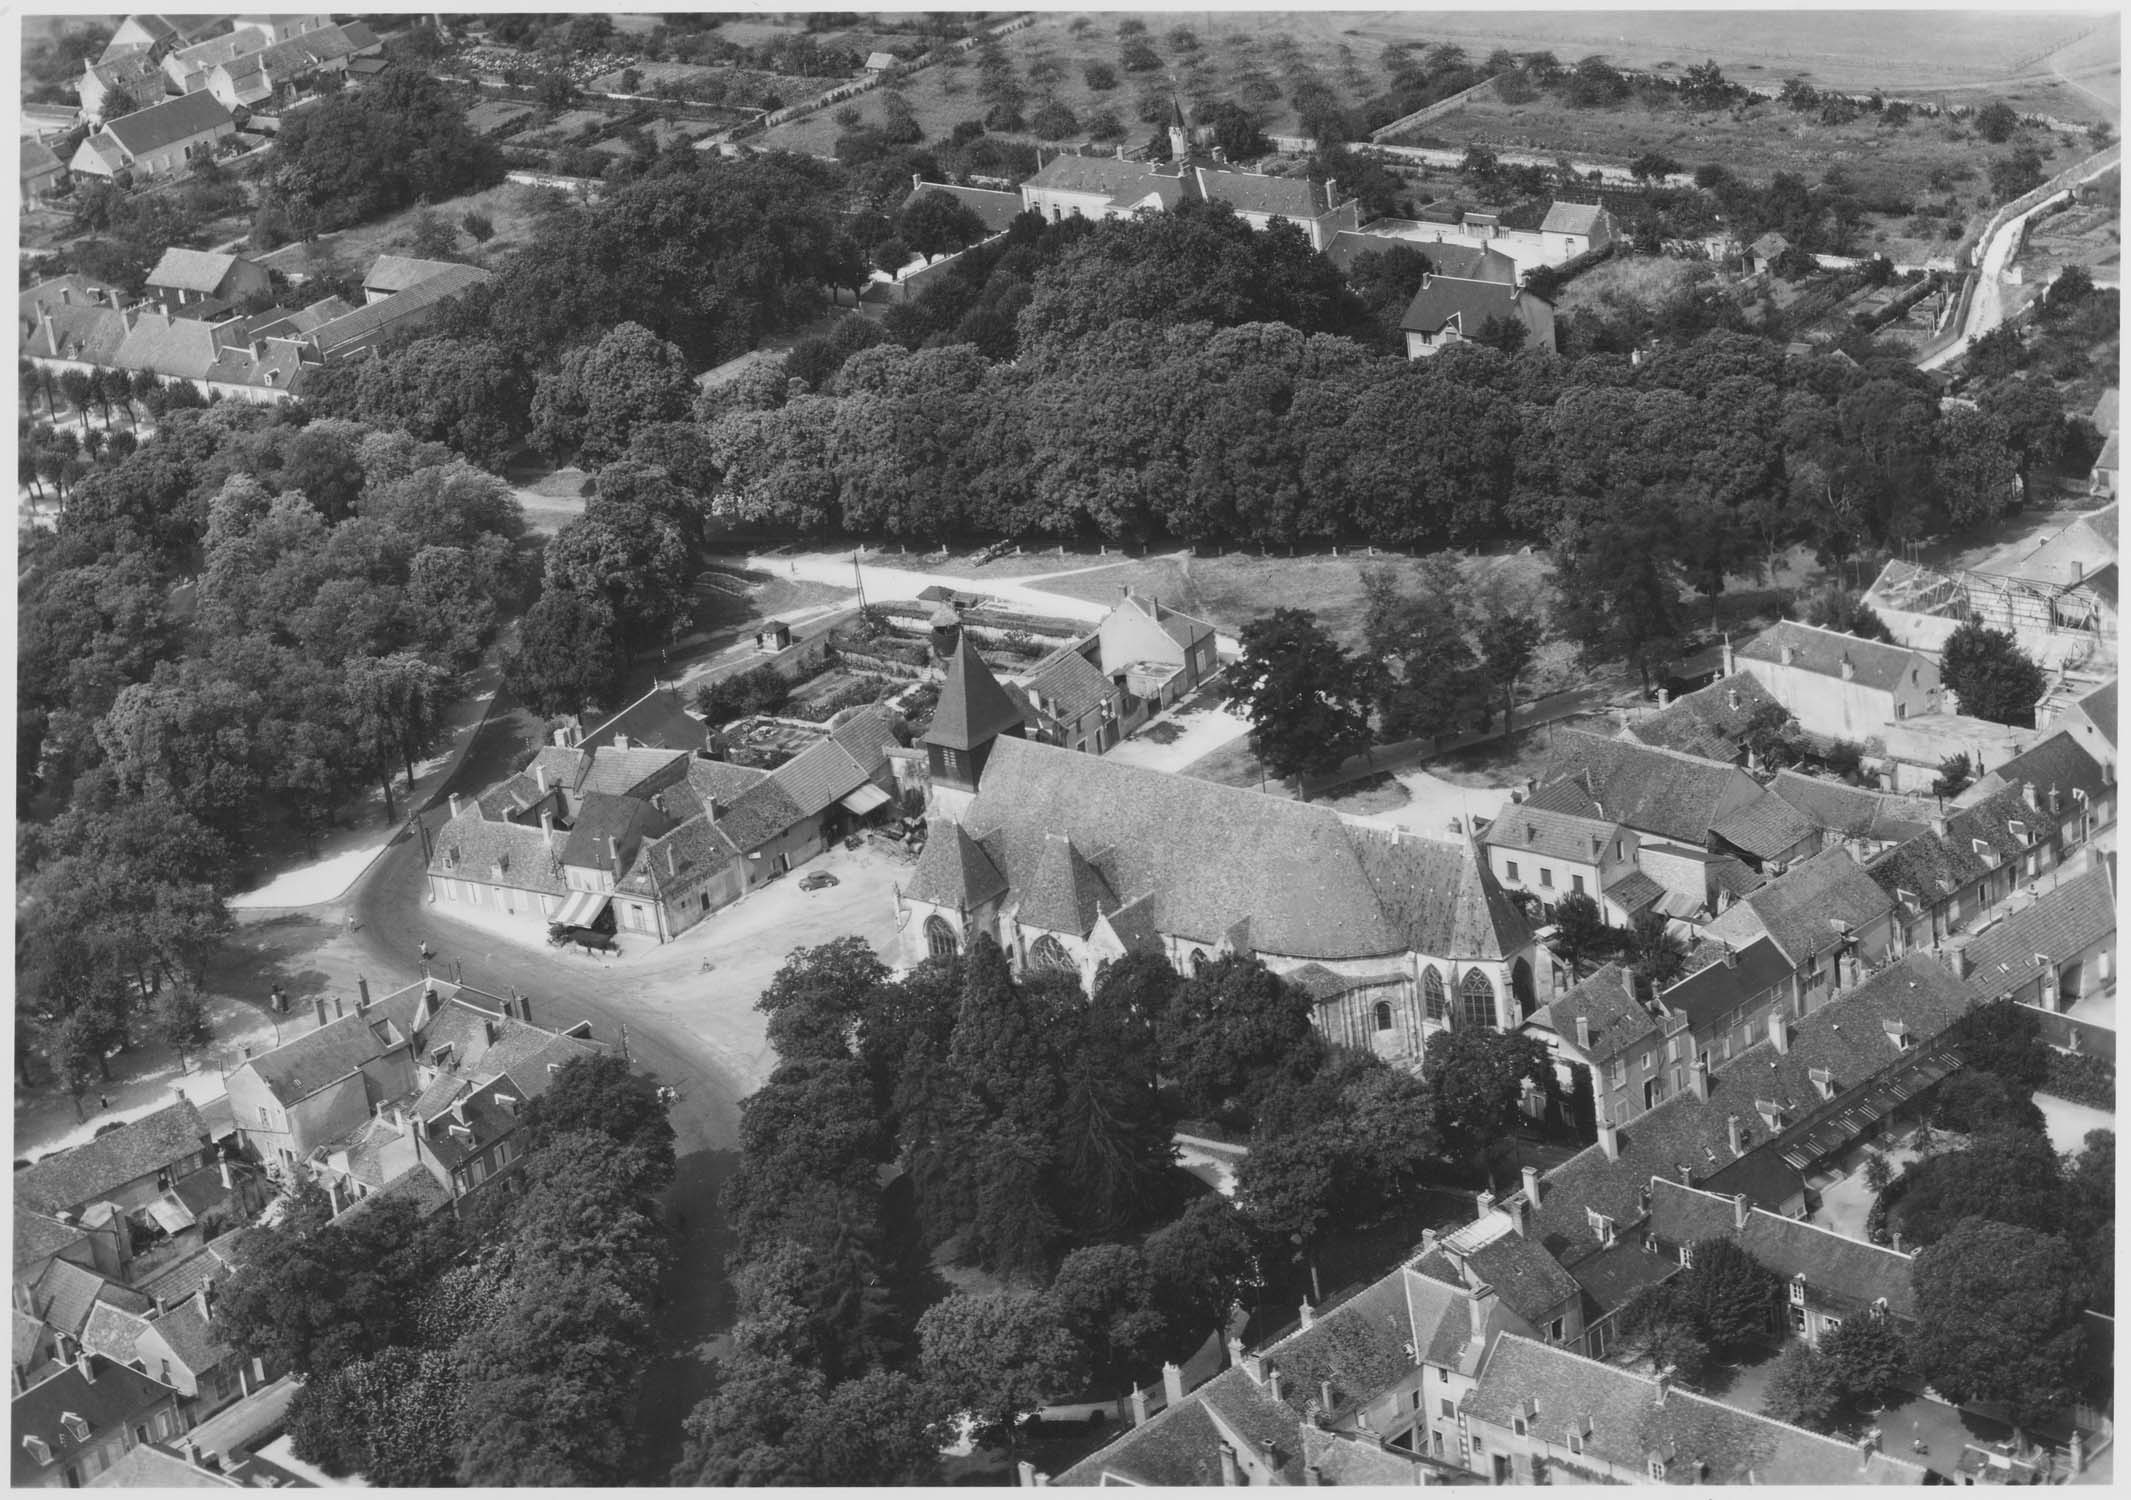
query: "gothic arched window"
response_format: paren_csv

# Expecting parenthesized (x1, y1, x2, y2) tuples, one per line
(925, 915, 959, 960)
(1190, 948, 1210, 976)
(1423, 967, 1448, 1023)
(1030, 934, 1076, 972)
(1460, 968, 1497, 1032)
(1373, 1000, 1396, 1032)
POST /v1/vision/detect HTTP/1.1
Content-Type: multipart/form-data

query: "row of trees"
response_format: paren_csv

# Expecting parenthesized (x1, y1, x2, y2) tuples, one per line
(219, 1056, 680, 1484)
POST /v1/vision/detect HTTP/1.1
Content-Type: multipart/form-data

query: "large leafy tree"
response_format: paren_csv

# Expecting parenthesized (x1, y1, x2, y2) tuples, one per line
(1910, 1220, 2087, 1428)
(1157, 954, 1322, 1128)
(270, 69, 504, 229)
(1818, 1310, 1912, 1409)
(529, 322, 698, 466)
(1234, 607, 1374, 783)
(1890, 1128, 2065, 1247)
(520, 1052, 678, 1193)
(1940, 619, 2047, 727)
(1417, 1027, 1550, 1168)
(505, 589, 626, 719)
(916, 1292, 1082, 1450)
(1673, 1236, 1784, 1347)
(1761, 1340, 1840, 1431)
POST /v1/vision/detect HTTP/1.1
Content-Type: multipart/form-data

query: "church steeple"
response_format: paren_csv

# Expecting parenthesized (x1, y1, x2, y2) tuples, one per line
(922, 637, 1027, 814)
(1167, 94, 1191, 165)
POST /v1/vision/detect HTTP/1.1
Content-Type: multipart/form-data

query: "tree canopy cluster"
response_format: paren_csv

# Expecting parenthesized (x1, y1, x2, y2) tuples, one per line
(18, 408, 524, 1098)
(264, 71, 505, 236)
(221, 1055, 679, 1485)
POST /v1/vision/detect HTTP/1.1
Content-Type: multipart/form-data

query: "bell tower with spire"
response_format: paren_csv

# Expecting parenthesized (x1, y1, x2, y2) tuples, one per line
(922, 636, 1028, 824)
(1167, 94, 1191, 166)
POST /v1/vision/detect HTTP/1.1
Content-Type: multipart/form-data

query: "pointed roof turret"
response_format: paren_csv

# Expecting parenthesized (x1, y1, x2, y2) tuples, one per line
(1016, 832, 1116, 937)
(904, 821, 1009, 911)
(925, 636, 1027, 753)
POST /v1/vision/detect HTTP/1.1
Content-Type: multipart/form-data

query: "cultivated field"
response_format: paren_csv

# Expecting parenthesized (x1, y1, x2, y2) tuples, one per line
(1415, 88, 2082, 203)
(1383, 11, 2119, 122)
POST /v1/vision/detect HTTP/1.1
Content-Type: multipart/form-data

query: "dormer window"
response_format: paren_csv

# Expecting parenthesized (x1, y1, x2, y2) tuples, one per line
(1790, 1275, 1807, 1305)
(1808, 1066, 1836, 1100)
(23, 1435, 51, 1465)
(1587, 1208, 1615, 1245)
(1649, 1459, 1666, 1481)
(1678, 1242, 1695, 1270)
(60, 1413, 88, 1442)
(432, 1044, 455, 1068)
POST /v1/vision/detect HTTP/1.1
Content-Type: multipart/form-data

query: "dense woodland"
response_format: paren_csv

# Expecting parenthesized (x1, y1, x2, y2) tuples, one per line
(16, 407, 525, 1099)
(677, 937, 1548, 1480)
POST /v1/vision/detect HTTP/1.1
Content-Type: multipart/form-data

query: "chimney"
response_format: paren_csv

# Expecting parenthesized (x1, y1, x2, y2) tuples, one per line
(535, 764, 548, 793)
(518, 993, 533, 1028)
(1505, 1193, 1530, 1238)
(1267, 1365, 1285, 1404)
(1932, 813, 1949, 839)
(1732, 1193, 1750, 1230)
(1652, 1365, 1674, 1406)
(2022, 781, 2039, 811)
(1218, 1444, 1240, 1486)
(1471, 1282, 1498, 1331)
(1950, 945, 1972, 979)
(1675, 1162, 1693, 1185)
(1597, 1117, 1621, 1160)
(1727, 687, 1741, 712)
(1420, 1227, 1438, 1255)
(334, 995, 345, 1019)
(540, 807, 555, 839)
(1017, 1461, 1037, 1488)
(1771, 1014, 1792, 1054)
(1780, 642, 1795, 666)
(1840, 655, 1856, 681)
(1298, 1300, 1315, 1330)
(77, 1351, 95, 1383)
(1522, 1164, 1542, 1207)
(615, 731, 631, 752)
(448, 792, 462, 818)
(1305, 1465, 1322, 1486)
(1725, 945, 1740, 968)
(219, 1157, 232, 1190)
(1858, 1428, 1882, 1467)
(313, 996, 328, 1027)
(1130, 1388, 1149, 1427)
(609, 835, 622, 876)
(1162, 1362, 1185, 1406)
(358, 977, 371, 1010)
(1727, 1113, 1744, 1155)
(1476, 1188, 1495, 1219)
(1319, 1378, 1335, 1413)
(1656, 687, 1671, 707)
(1690, 1056, 1710, 1101)
(1574, 1013, 1592, 1050)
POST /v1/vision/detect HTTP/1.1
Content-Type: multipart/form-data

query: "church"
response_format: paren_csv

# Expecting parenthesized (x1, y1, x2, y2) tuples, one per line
(899, 641, 1540, 1063)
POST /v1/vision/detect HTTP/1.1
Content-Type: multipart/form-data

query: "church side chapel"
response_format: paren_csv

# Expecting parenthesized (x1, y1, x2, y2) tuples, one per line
(900, 639, 1540, 1065)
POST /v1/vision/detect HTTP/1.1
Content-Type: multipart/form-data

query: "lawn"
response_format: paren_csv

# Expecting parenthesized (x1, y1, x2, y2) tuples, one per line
(253, 181, 561, 282)
(1410, 87, 2081, 205)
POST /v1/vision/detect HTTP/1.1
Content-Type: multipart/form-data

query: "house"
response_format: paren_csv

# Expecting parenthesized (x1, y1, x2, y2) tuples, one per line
(79, 1290, 261, 1427)
(1868, 782, 2080, 953)
(205, 22, 372, 108)
(102, 15, 236, 60)
(78, 49, 168, 123)
(23, 301, 311, 404)
(1524, 964, 1664, 1130)
(2038, 677, 2118, 771)
(1968, 727, 2117, 837)
(1400, 269, 1556, 357)
(1648, 1176, 1918, 1346)
(12, 1355, 186, 1488)
(1421, 1194, 1587, 1349)
(903, 176, 1026, 240)
(16, 1259, 152, 1352)
(1322, 230, 1519, 283)
(1965, 502, 2119, 657)
(864, 50, 898, 73)
(1706, 847, 1896, 1009)
(361, 255, 466, 304)
(1018, 641, 1118, 755)
(1765, 771, 1938, 859)
(88, 1442, 244, 1488)
(906, 644, 1540, 1053)
(1747, 230, 1794, 274)
(1521, 954, 1973, 1356)
(429, 708, 903, 941)
(567, 684, 708, 756)
(69, 92, 234, 180)
(1537, 199, 1616, 260)
(21, 141, 69, 204)
(14, 1212, 107, 1307)
(301, 261, 490, 362)
(160, 28, 266, 94)
(1054, 1247, 1521, 1486)
(1459, 1334, 1927, 1484)
(15, 1103, 219, 1224)
(222, 977, 593, 1197)
(753, 621, 794, 653)
(1090, 587, 1220, 732)
(1951, 859, 2115, 1013)
(229, 13, 334, 45)
(1482, 799, 1647, 928)
(1733, 621, 1942, 740)
(1652, 935, 1802, 1073)
(1618, 672, 1785, 766)
(143, 249, 270, 312)
(2090, 394, 2118, 496)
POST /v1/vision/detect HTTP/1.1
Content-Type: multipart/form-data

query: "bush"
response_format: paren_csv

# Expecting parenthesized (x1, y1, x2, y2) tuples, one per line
(1030, 101, 1078, 139)
(694, 663, 791, 725)
(1083, 61, 1117, 92)
(2044, 1050, 2115, 1111)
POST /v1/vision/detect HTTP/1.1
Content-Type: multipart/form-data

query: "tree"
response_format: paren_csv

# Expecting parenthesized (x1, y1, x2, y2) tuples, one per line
(149, 982, 211, 1067)
(1940, 619, 2046, 727)
(1975, 101, 2019, 144)
(520, 1053, 677, 1195)
(1762, 1340, 1841, 1431)
(288, 1347, 464, 1486)
(1910, 1220, 2086, 1428)
(1819, 1310, 1911, 1409)
(916, 1293, 1081, 1450)
(1892, 1129, 2064, 1248)
(1988, 146, 2046, 202)
(1550, 893, 1615, 978)
(899, 189, 989, 264)
(1418, 1028, 1549, 1169)
(529, 322, 697, 466)
(270, 70, 504, 230)
(1674, 1237, 1784, 1347)
(1624, 908, 1687, 999)
(1932, 752, 1974, 799)
(542, 490, 693, 657)
(506, 590, 626, 718)
(1630, 150, 1682, 183)
(1234, 607, 1373, 783)
(1203, 100, 1272, 162)
(1615, 1284, 1712, 1386)
(1142, 1195, 1258, 1346)
(1158, 955, 1322, 1128)
(1798, 585, 1893, 641)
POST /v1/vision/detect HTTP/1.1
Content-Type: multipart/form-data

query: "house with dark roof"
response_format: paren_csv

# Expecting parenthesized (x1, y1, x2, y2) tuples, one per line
(2039, 676, 2117, 771)
(1949, 857, 2115, 1014)
(1747, 230, 1794, 274)
(14, 1103, 215, 1223)
(77, 47, 169, 123)
(1482, 800, 1643, 927)
(1733, 621, 1942, 743)
(1537, 198, 1617, 260)
(1652, 935, 1801, 1073)
(431, 707, 903, 941)
(1766, 770, 1938, 859)
(1055, 1246, 1525, 1487)
(143, 249, 269, 312)
(909, 646, 1537, 1057)
(1619, 672, 1784, 766)
(1707, 847, 1897, 1010)
(21, 140, 69, 203)
(79, 1287, 262, 1428)
(12, 1355, 185, 1488)
(1524, 965, 1666, 1130)
(69, 92, 234, 180)
(1005, 588, 1222, 760)
(902, 175, 1025, 237)
(302, 259, 490, 361)
(1868, 781, 2079, 954)
(1460, 1334, 1927, 1484)
(160, 27, 267, 94)
(1967, 728, 2116, 841)
(1400, 268, 1556, 358)
(1647, 1177, 1918, 1347)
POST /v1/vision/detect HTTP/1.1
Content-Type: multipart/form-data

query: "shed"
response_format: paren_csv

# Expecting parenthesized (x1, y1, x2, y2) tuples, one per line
(755, 621, 793, 653)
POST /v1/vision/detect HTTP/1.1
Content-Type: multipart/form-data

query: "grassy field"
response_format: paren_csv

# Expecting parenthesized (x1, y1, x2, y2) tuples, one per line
(1416, 87, 2080, 201)
(1383, 11, 2118, 121)
(254, 182, 560, 283)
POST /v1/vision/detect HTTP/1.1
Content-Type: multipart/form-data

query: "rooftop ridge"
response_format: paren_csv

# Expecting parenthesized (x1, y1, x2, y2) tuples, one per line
(1649, 1176, 1917, 1262)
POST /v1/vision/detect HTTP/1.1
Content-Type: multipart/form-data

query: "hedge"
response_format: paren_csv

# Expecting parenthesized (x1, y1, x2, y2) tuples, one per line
(2041, 1050, 2116, 1112)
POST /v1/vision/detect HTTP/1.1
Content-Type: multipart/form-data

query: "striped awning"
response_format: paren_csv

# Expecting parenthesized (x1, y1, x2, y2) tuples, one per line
(553, 888, 608, 930)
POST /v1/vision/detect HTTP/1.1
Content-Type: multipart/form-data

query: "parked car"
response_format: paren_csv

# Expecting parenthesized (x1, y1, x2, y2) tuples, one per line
(799, 871, 839, 891)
